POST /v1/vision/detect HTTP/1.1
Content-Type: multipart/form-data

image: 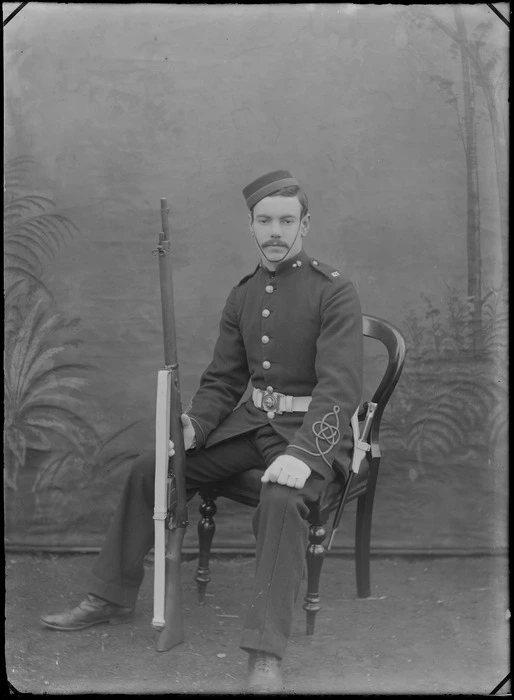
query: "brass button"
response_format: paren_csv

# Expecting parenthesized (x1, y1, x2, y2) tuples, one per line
(266, 386, 273, 392)
(296, 260, 302, 267)
(261, 335, 270, 344)
(262, 361, 271, 370)
(262, 309, 271, 318)
(312, 260, 318, 266)
(265, 285, 274, 294)
(267, 411, 276, 419)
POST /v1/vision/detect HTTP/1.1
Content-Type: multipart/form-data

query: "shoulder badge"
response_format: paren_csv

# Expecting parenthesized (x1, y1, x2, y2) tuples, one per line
(310, 258, 342, 282)
(236, 263, 261, 287)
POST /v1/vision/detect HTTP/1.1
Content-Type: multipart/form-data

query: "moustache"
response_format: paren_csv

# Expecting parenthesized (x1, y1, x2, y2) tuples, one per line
(263, 241, 289, 249)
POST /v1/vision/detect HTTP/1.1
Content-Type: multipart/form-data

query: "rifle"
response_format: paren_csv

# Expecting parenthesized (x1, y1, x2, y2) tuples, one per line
(151, 198, 188, 652)
(327, 401, 377, 550)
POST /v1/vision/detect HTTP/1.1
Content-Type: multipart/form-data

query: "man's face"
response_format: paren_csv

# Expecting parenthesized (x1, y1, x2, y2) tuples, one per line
(249, 195, 310, 266)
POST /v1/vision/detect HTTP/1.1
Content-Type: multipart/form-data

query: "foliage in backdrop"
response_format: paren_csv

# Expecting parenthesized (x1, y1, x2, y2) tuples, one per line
(4, 4, 508, 551)
(4, 158, 142, 537)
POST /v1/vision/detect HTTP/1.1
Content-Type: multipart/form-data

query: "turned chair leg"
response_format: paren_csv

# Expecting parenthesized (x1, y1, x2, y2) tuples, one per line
(303, 522, 327, 635)
(355, 488, 376, 598)
(195, 495, 217, 605)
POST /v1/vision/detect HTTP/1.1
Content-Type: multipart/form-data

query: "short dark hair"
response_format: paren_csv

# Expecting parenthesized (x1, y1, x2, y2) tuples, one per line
(250, 185, 309, 221)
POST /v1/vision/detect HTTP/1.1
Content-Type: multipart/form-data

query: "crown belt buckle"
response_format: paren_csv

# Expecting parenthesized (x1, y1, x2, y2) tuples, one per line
(262, 388, 284, 414)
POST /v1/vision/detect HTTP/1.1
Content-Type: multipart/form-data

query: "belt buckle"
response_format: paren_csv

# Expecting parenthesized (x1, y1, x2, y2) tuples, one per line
(262, 389, 281, 413)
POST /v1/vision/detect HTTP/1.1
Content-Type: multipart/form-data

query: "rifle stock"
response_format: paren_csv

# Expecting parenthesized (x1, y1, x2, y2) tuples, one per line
(152, 198, 188, 652)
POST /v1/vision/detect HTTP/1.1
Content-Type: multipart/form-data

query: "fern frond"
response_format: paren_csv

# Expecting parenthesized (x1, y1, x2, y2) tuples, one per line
(4, 195, 53, 221)
(8, 307, 60, 396)
(6, 298, 46, 386)
(404, 368, 502, 457)
(15, 218, 65, 250)
(7, 227, 57, 259)
(4, 425, 28, 481)
(16, 308, 75, 379)
(21, 377, 89, 411)
(20, 424, 54, 451)
(5, 279, 30, 302)
(52, 213, 80, 236)
(21, 404, 101, 450)
(16, 331, 68, 396)
(19, 364, 92, 405)
(10, 214, 79, 248)
(409, 420, 468, 456)
(4, 266, 54, 298)
(32, 452, 74, 492)
(5, 155, 36, 171)
(5, 246, 41, 276)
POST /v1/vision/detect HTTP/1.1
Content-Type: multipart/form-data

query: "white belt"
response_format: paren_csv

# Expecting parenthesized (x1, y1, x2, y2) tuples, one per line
(252, 387, 312, 415)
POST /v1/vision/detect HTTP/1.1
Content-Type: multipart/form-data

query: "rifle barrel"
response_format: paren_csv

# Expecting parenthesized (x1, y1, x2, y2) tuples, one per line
(158, 199, 179, 368)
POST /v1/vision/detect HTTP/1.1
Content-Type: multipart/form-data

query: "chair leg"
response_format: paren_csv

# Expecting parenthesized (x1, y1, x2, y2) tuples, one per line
(355, 490, 375, 598)
(195, 495, 217, 605)
(303, 522, 327, 636)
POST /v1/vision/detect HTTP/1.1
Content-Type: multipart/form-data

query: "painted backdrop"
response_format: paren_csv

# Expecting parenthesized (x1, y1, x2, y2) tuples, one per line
(4, 4, 508, 552)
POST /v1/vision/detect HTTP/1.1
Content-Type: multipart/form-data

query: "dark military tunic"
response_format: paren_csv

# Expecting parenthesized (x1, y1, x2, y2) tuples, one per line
(187, 248, 363, 481)
(87, 247, 363, 660)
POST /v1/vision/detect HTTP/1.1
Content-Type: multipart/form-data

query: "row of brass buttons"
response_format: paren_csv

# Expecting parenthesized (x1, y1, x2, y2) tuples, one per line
(261, 262, 308, 416)
(263, 283, 273, 371)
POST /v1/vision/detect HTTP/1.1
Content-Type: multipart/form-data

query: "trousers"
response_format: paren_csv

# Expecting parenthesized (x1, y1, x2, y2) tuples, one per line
(88, 424, 333, 659)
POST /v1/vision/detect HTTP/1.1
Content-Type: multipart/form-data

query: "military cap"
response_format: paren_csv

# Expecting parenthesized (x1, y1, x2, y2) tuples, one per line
(242, 169, 299, 209)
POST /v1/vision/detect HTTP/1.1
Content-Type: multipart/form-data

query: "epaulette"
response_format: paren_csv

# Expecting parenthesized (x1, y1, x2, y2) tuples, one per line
(309, 258, 342, 282)
(236, 263, 261, 287)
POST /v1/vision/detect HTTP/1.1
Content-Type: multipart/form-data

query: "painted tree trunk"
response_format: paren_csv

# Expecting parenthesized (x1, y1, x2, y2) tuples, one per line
(427, 9, 508, 290)
(453, 6, 481, 348)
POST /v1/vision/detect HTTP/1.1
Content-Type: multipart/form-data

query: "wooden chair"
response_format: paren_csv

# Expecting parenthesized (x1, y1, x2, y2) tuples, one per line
(194, 314, 406, 635)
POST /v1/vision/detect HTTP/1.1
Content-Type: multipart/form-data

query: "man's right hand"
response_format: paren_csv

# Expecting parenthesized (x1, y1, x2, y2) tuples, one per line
(181, 413, 196, 451)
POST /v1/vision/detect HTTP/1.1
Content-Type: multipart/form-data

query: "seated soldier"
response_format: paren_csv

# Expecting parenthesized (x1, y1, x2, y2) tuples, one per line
(41, 170, 363, 694)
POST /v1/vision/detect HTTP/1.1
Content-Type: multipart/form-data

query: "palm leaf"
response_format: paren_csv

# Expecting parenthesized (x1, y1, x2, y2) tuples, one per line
(20, 424, 55, 452)
(6, 298, 46, 388)
(21, 404, 101, 452)
(5, 424, 28, 466)
(20, 364, 92, 405)
(7, 228, 57, 260)
(4, 158, 96, 490)
(11, 309, 78, 395)
(31, 452, 74, 493)
(4, 425, 28, 490)
(23, 377, 90, 409)
(10, 213, 79, 246)
(16, 342, 68, 400)
(4, 195, 53, 222)
(4, 266, 54, 298)
(7, 308, 55, 397)
(4, 155, 36, 171)
(5, 279, 30, 302)
(5, 249, 40, 273)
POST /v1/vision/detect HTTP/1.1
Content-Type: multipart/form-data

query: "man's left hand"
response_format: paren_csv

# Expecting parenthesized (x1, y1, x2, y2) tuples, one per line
(261, 455, 311, 490)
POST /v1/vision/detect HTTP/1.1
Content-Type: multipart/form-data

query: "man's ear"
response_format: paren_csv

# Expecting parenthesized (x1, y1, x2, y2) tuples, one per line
(301, 213, 311, 237)
(248, 211, 254, 236)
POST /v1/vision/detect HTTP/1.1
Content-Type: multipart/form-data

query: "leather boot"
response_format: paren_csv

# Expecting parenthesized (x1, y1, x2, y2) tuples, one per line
(40, 593, 134, 631)
(245, 652, 284, 694)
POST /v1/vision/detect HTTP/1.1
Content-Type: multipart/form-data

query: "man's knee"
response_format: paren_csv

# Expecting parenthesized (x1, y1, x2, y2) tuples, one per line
(259, 482, 309, 520)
